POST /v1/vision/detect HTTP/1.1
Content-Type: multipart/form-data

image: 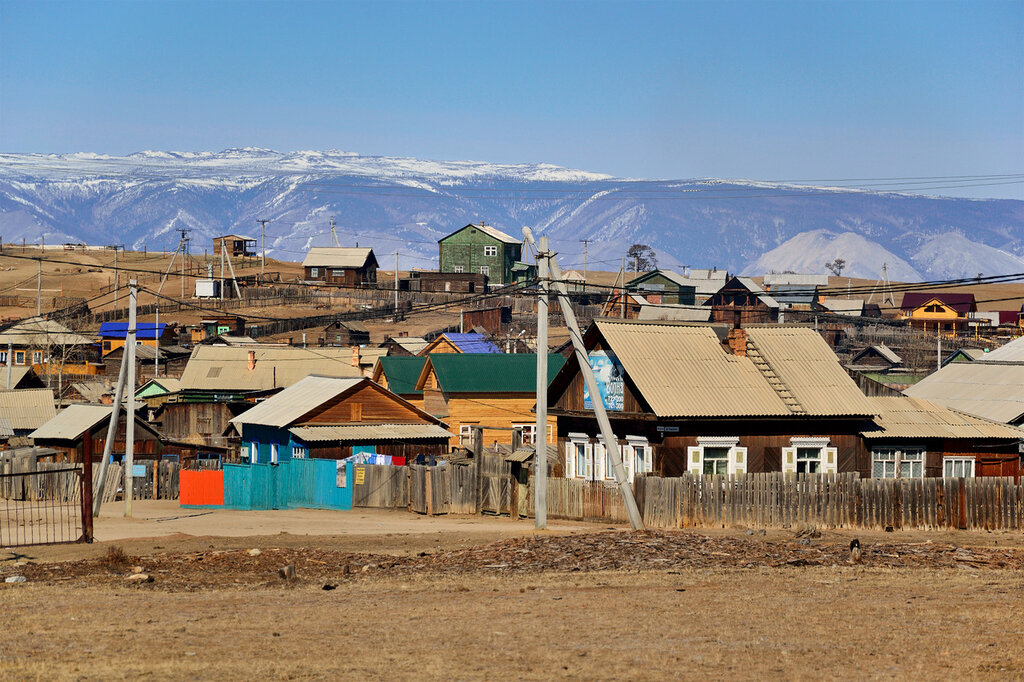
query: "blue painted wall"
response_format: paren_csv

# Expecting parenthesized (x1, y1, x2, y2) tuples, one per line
(213, 460, 353, 511)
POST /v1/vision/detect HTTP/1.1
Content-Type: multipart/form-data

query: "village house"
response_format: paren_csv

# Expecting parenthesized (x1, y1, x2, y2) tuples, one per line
(229, 375, 451, 463)
(703, 277, 780, 324)
(899, 292, 977, 332)
(0, 388, 58, 442)
(547, 320, 1023, 482)
(378, 335, 428, 357)
(401, 270, 487, 294)
(320, 321, 371, 347)
(600, 292, 648, 319)
(0, 317, 100, 376)
(941, 348, 987, 366)
(624, 270, 697, 306)
(415, 353, 565, 448)
(29, 404, 163, 463)
(101, 343, 191, 380)
(371, 356, 426, 409)
(438, 223, 526, 287)
(190, 316, 248, 344)
(212, 234, 258, 259)
(98, 322, 177, 357)
(679, 268, 728, 305)
(848, 344, 903, 372)
(302, 247, 379, 286)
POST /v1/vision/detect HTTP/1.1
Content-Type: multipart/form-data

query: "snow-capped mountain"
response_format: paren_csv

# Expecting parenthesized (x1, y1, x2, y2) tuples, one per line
(1, 148, 1022, 280)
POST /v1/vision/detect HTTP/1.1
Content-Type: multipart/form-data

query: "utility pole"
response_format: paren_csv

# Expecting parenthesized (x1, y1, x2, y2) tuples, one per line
(522, 227, 644, 530)
(937, 333, 941, 371)
(154, 304, 160, 377)
(113, 247, 119, 310)
(331, 216, 339, 247)
(257, 218, 271, 283)
(534, 235, 549, 529)
(620, 257, 626, 318)
(124, 280, 138, 517)
(36, 259, 41, 316)
(181, 230, 190, 299)
(93, 344, 129, 516)
(394, 251, 399, 318)
(579, 238, 591, 293)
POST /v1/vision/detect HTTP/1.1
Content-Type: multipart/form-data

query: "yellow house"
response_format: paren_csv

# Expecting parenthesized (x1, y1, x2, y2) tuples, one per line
(413, 353, 565, 448)
(98, 322, 172, 356)
(899, 293, 976, 332)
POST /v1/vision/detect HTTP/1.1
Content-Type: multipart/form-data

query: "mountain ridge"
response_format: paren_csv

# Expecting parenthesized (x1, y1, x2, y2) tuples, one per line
(1, 149, 1022, 280)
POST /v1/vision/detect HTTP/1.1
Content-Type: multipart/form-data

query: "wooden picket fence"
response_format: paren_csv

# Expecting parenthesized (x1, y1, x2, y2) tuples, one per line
(633, 473, 1024, 531)
(0, 461, 180, 503)
(516, 478, 629, 523)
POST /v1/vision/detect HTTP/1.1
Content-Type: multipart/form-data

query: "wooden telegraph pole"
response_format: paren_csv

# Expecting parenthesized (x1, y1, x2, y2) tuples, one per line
(534, 235, 549, 529)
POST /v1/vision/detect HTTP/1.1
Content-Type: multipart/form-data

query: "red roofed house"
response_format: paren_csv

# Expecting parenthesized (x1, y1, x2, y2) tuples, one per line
(899, 292, 977, 332)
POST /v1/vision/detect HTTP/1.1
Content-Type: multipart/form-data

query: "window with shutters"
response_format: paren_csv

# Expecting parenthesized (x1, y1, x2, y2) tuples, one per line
(943, 456, 975, 479)
(310, 267, 319, 278)
(785, 437, 836, 475)
(567, 434, 591, 480)
(689, 437, 745, 477)
(796, 447, 821, 473)
(872, 447, 924, 478)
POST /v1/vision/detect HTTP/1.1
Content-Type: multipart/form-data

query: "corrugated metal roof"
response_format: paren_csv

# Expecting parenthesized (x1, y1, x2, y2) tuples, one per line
(0, 418, 15, 439)
(0, 317, 94, 346)
(593, 321, 791, 418)
(589, 321, 873, 418)
(179, 345, 363, 392)
(851, 344, 902, 365)
(744, 327, 876, 417)
(29, 404, 118, 440)
(73, 382, 113, 403)
(0, 388, 57, 430)
(98, 322, 166, 339)
(230, 376, 365, 428)
(819, 297, 864, 315)
(977, 336, 1024, 363)
(900, 292, 975, 313)
(904, 363, 1024, 423)
(289, 423, 452, 442)
(0, 366, 36, 389)
(302, 247, 376, 268)
(425, 353, 566, 393)
(389, 337, 428, 354)
(440, 223, 521, 245)
(636, 305, 711, 322)
(376, 356, 427, 395)
(861, 396, 1024, 440)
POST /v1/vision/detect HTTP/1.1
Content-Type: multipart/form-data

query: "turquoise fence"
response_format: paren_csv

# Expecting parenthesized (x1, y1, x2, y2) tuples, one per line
(184, 459, 353, 511)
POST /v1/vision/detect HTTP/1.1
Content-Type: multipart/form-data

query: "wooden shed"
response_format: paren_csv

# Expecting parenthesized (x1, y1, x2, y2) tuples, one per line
(29, 404, 163, 464)
(302, 247, 379, 286)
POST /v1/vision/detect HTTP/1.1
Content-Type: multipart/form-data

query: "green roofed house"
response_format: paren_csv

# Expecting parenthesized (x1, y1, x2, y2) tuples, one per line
(414, 352, 566, 448)
(371, 356, 427, 407)
(625, 270, 697, 306)
(438, 223, 534, 287)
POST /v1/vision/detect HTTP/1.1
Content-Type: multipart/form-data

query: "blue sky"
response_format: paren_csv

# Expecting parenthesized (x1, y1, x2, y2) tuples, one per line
(1, 0, 1021, 198)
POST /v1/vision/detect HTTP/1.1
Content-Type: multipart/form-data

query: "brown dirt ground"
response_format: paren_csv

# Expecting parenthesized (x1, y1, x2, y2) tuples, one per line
(2, 505, 1024, 679)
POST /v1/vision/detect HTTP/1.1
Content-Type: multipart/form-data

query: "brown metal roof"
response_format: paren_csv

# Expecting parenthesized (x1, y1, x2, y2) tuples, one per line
(179, 346, 363, 392)
(594, 321, 791, 418)
(744, 327, 876, 417)
(861, 396, 1024, 440)
(590, 321, 874, 419)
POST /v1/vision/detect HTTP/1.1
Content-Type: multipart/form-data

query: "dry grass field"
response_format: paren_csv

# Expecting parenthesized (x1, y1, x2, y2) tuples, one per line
(2, 505, 1024, 680)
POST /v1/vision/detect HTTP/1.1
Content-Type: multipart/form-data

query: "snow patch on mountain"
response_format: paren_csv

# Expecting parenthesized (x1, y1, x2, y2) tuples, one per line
(744, 230, 922, 280)
(910, 232, 1024, 279)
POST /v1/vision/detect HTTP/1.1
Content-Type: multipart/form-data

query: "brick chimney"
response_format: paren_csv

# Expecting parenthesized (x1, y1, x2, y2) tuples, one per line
(351, 345, 360, 367)
(247, 350, 256, 371)
(727, 327, 747, 357)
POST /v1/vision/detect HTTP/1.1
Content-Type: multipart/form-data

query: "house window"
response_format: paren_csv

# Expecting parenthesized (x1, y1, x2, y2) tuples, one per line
(703, 447, 730, 476)
(250, 442, 258, 463)
(459, 424, 476, 446)
(0, 351, 6, 364)
(688, 437, 746, 477)
(103, 341, 111, 351)
(292, 446, 307, 459)
(310, 267, 319, 277)
(331, 269, 345, 277)
(872, 447, 924, 478)
(479, 266, 489, 276)
(925, 304, 943, 313)
(944, 457, 975, 479)
(626, 436, 653, 477)
(453, 265, 464, 273)
(513, 423, 553, 445)
(567, 434, 592, 480)
(484, 245, 497, 257)
(782, 437, 836, 475)
(270, 443, 279, 464)
(14, 351, 25, 365)
(31, 351, 42, 365)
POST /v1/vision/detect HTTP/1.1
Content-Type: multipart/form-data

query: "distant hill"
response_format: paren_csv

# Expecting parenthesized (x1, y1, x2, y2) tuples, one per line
(1, 149, 1022, 280)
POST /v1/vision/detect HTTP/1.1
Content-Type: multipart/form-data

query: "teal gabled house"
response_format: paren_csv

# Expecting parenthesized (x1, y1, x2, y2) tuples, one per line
(438, 223, 529, 287)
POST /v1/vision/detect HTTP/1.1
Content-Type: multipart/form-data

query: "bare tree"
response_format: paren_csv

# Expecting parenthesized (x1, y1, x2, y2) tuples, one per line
(626, 244, 657, 272)
(825, 258, 847, 277)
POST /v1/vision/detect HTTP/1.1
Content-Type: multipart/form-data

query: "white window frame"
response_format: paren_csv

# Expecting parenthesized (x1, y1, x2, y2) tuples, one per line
(250, 441, 258, 464)
(688, 437, 747, 478)
(513, 423, 553, 446)
(943, 456, 975, 479)
(871, 446, 925, 479)
(331, 268, 345, 277)
(459, 424, 476, 446)
(310, 267, 319, 278)
(292, 446, 307, 459)
(567, 433, 592, 480)
(31, 351, 42, 365)
(270, 443, 279, 465)
(625, 436, 653, 480)
(453, 265, 464, 273)
(782, 437, 837, 475)
(479, 266, 489, 276)
(483, 245, 498, 257)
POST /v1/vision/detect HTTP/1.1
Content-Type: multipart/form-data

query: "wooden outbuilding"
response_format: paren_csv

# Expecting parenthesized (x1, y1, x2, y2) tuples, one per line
(213, 235, 257, 258)
(302, 247, 379, 286)
(402, 271, 487, 293)
(29, 404, 163, 464)
(704, 277, 780, 324)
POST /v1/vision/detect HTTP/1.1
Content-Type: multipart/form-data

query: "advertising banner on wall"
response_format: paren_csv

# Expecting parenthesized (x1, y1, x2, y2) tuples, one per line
(583, 350, 624, 411)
